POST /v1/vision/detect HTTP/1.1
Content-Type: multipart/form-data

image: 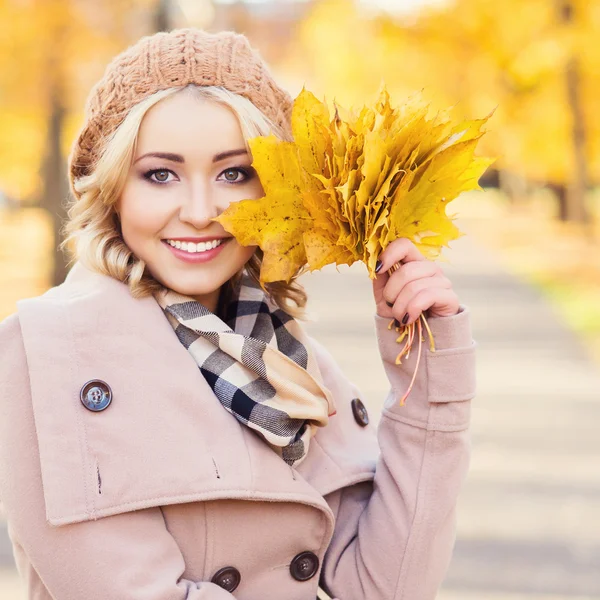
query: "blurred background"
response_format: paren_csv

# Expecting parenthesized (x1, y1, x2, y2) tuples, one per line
(0, 0, 598, 598)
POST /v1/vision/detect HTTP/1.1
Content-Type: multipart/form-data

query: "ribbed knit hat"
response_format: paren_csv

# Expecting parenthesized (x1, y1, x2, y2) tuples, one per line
(67, 28, 293, 198)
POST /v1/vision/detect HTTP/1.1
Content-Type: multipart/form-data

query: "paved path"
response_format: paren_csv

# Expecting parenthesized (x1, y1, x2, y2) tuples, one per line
(301, 228, 600, 600)
(1, 228, 598, 598)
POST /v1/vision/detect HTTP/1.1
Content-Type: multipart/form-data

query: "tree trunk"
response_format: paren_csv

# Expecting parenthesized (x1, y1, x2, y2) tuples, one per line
(564, 56, 589, 223)
(559, 0, 589, 224)
(40, 84, 69, 286)
(155, 0, 172, 32)
(548, 182, 569, 221)
(498, 169, 527, 204)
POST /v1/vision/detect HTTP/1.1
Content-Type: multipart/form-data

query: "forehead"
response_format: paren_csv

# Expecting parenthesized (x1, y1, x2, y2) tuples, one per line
(135, 92, 245, 154)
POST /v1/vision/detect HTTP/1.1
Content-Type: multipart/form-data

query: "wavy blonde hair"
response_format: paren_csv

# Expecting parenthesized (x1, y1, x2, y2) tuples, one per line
(61, 84, 308, 319)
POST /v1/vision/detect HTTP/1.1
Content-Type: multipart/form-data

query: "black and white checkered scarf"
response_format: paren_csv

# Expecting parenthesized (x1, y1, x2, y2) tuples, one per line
(154, 273, 336, 466)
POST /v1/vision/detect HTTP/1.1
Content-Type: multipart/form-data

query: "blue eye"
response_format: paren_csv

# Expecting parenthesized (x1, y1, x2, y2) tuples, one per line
(143, 169, 175, 185)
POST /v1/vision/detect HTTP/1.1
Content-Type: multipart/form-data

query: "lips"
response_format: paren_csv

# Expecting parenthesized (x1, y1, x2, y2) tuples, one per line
(162, 237, 231, 264)
(164, 238, 222, 252)
(162, 236, 231, 243)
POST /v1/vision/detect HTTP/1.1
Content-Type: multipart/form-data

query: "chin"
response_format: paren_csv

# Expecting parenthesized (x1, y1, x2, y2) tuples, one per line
(147, 251, 253, 297)
(165, 276, 223, 297)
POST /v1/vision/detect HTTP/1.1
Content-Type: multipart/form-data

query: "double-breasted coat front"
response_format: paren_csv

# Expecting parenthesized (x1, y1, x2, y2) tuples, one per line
(0, 261, 476, 600)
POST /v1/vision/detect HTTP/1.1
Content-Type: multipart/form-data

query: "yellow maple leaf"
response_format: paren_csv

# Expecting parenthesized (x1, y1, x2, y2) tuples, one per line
(213, 85, 494, 284)
(213, 134, 313, 284)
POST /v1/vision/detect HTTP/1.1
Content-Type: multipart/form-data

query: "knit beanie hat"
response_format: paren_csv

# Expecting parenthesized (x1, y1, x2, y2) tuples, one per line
(67, 27, 293, 199)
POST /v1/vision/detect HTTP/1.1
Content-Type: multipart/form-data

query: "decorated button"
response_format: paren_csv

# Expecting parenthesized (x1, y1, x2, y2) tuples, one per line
(290, 551, 319, 581)
(351, 398, 369, 427)
(79, 380, 112, 412)
(211, 566, 241, 592)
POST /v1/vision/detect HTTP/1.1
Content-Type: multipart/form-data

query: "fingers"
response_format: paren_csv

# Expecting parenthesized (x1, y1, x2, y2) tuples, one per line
(377, 277, 451, 319)
(375, 238, 426, 275)
(383, 261, 445, 305)
(390, 275, 452, 319)
(372, 238, 458, 321)
(374, 260, 448, 316)
(403, 288, 459, 324)
(372, 238, 426, 304)
(392, 278, 455, 325)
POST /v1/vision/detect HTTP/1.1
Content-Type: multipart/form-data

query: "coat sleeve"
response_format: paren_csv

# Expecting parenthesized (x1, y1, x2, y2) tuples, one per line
(0, 314, 237, 600)
(316, 306, 476, 600)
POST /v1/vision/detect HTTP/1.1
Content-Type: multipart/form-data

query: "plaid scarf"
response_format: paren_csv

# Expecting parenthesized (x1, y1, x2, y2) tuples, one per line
(153, 274, 335, 466)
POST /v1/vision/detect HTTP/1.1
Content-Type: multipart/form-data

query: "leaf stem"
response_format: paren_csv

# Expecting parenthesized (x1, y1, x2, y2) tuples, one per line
(400, 318, 423, 406)
(389, 313, 436, 405)
(421, 313, 436, 352)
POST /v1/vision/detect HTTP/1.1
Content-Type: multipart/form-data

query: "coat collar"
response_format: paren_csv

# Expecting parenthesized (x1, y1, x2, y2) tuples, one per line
(17, 262, 377, 527)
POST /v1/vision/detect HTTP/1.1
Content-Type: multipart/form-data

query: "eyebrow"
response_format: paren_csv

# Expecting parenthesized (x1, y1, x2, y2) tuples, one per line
(134, 149, 249, 164)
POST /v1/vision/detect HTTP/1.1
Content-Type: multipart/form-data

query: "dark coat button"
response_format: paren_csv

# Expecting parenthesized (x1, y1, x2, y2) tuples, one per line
(351, 398, 369, 427)
(290, 551, 319, 581)
(80, 380, 112, 412)
(211, 566, 241, 592)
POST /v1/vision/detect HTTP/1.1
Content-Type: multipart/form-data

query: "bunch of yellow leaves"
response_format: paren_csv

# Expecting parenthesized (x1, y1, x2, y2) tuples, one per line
(213, 86, 493, 403)
(214, 85, 493, 283)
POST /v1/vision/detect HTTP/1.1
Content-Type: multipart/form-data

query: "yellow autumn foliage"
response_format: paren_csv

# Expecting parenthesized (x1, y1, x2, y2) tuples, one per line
(214, 86, 493, 285)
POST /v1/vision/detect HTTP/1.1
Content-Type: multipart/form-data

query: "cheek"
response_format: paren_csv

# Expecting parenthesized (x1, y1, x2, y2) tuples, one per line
(238, 244, 256, 263)
(248, 178, 265, 200)
(119, 189, 169, 240)
(227, 241, 257, 274)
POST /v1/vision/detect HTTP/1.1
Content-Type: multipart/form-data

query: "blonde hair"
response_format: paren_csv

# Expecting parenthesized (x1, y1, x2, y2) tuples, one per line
(61, 84, 308, 318)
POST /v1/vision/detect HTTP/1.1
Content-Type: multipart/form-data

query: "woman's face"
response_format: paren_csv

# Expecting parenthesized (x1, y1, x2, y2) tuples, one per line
(117, 92, 263, 312)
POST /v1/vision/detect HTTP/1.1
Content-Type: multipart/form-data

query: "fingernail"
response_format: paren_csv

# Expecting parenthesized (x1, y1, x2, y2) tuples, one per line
(385, 300, 394, 307)
(375, 260, 383, 273)
(394, 318, 400, 328)
(402, 313, 409, 325)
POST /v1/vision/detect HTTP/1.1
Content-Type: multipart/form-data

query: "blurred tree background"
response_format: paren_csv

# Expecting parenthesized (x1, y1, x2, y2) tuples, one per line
(1, 3, 600, 598)
(0, 0, 598, 353)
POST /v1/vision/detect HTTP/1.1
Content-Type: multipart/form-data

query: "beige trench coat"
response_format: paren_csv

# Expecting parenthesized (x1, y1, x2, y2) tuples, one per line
(0, 261, 476, 600)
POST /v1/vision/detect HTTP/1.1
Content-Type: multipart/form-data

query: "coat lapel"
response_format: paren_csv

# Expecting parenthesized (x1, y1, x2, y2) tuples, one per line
(17, 262, 375, 529)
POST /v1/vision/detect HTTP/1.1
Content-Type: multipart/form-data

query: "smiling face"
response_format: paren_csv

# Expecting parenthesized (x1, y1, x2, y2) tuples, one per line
(116, 90, 264, 312)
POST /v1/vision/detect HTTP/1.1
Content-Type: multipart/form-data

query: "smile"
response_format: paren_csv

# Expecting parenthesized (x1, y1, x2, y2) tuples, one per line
(164, 238, 223, 253)
(162, 238, 231, 264)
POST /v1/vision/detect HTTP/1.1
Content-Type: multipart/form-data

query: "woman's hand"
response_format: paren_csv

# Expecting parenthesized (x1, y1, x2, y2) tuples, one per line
(372, 238, 460, 324)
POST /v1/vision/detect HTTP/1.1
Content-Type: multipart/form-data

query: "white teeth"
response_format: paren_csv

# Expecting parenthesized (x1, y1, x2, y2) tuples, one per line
(166, 239, 223, 254)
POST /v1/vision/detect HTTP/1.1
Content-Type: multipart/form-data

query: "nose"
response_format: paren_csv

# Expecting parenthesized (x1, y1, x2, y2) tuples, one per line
(178, 181, 219, 229)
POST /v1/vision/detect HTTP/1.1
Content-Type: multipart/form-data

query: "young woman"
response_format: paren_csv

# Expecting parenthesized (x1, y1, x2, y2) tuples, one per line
(0, 28, 476, 600)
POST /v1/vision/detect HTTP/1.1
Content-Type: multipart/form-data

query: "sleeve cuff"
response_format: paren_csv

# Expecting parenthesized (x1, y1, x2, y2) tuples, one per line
(374, 305, 476, 429)
(425, 304, 473, 350)
(373, 304, 473, 358)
